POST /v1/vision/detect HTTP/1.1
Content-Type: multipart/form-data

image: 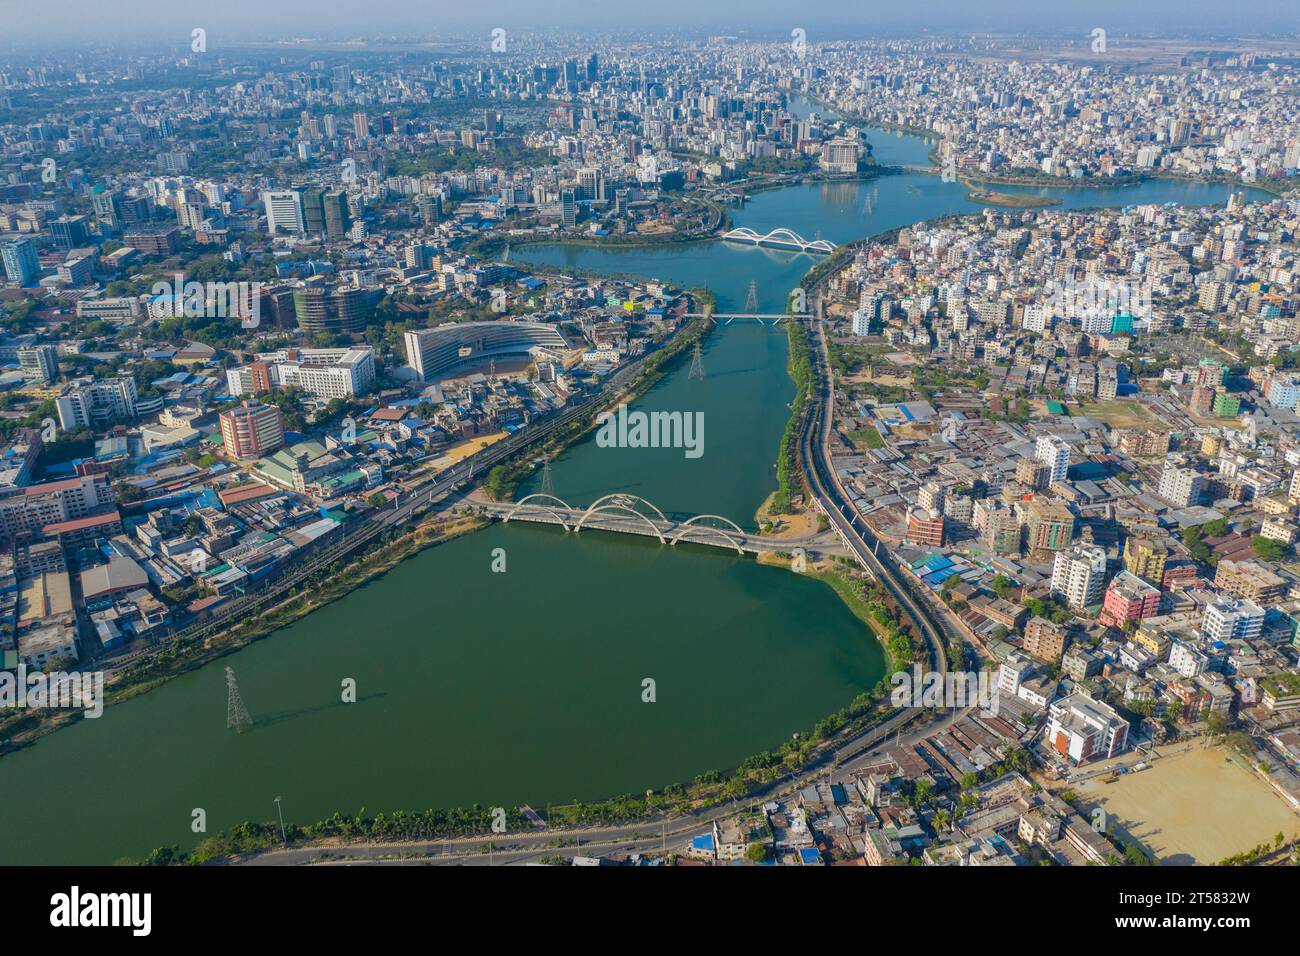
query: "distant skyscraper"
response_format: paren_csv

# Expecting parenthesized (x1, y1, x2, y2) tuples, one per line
(586, 53, 599, 82)
(352, 111, 369, 139)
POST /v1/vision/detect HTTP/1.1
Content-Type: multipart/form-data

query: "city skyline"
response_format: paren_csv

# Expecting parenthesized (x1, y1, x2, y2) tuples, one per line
(4, 0, 1300, 42)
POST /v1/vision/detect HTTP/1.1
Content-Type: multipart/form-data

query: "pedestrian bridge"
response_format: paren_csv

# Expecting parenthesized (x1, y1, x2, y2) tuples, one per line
(482, 493, 828, 556)
(720, 227, 837, 254)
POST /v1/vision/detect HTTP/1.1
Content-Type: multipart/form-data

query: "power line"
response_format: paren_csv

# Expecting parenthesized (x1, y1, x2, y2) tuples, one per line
(226, 666, 253, 733)
(688, 341, 705, 381)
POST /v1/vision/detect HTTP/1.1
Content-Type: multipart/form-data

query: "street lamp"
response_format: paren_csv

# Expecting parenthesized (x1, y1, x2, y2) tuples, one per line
(274, 795, 287, 846)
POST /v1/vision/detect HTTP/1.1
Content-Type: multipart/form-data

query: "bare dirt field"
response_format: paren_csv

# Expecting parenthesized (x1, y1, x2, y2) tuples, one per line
(1074, 745, 1300, 864)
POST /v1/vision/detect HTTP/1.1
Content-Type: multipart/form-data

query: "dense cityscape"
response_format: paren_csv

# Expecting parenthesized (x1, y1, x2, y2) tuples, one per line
(1, 3, 1299, 910)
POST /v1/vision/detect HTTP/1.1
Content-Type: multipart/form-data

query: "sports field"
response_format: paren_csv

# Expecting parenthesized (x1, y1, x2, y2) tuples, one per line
(1074, 745, 1299, 864)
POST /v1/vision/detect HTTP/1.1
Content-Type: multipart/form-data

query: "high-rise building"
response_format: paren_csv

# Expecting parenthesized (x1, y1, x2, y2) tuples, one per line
(1202, 598, 1265, 642)
(263, 190, 305, 234)
(91, 187, 122, 230)
(1050, 544, 1106, 609)
(917, 481, 945, 514)
(292, 283, 370, 334)
(1026, 499, 1075, 553)
(1024, 617, 1068, 662)
(219, 401, 285, 460)
(55, 377, 139, 430)
(226, 347, 375, 400)
(50, 215, 90, 250)
(2, 238, 41, 286)
(17, 345, 59, 383)
(1034, 435, 1071, 485)
(577, 168, 605, 202)
(1015, 457, 1051, 490)
(300, 188, 350, 239)
(1099, 571, 1162, 628)
(1215, 559, 1286, 604)
(1045, 692, 1129, 764)
(1122, 537, 1168, 585)
(981, 503, 1022, 555)
(1157, 465, 1204, 507)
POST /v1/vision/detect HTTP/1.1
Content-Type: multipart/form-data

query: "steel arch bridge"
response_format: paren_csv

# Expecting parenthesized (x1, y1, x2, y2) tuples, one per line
(720, 227, 837, 254)
(492, 492, 835, 558)
(573, 493, 671, 544)
(504, 493, 576, 531)
(668, 514, 745, 555)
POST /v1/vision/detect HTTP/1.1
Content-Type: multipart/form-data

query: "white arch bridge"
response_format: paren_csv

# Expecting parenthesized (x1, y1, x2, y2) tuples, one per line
(720, 227, 837, 254)
(484, 493, 831, 556)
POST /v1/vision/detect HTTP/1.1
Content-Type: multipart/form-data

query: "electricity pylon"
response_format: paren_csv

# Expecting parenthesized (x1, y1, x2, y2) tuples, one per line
(226, 666, 253, 733)
(540, 458, 556, 497)
(688, 341, 705, 381)
(744, 279, 759, 313)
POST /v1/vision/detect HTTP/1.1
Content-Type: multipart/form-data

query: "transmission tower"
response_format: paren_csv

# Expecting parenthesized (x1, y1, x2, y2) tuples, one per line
(540, 458, 556, 497)
(226, 666, 253, 733)
(501, 242, 510, 263)
(744, 279, 759, 313)
(688, 341, 705, 381)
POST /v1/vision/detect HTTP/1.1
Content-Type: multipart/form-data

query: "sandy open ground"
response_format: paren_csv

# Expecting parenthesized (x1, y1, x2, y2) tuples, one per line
(419, 431, 510, 476)
(1079, 400, 1164, 430)
(1074, 745, 1300, 864)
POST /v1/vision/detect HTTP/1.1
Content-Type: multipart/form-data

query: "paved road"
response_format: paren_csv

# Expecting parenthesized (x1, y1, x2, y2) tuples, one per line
(240, 701, 956, 866)
(793, 295, 953, 674)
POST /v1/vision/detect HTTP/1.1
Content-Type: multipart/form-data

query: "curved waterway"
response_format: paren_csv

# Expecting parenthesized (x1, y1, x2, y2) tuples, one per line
(0, 121, 1266, 865)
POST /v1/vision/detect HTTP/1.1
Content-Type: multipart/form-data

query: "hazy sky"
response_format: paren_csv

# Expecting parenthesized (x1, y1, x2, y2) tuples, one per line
(3, 0, 1299, 42)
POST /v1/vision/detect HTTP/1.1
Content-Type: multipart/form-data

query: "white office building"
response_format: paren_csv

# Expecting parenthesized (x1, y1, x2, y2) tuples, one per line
(263, 190, 304, 235)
